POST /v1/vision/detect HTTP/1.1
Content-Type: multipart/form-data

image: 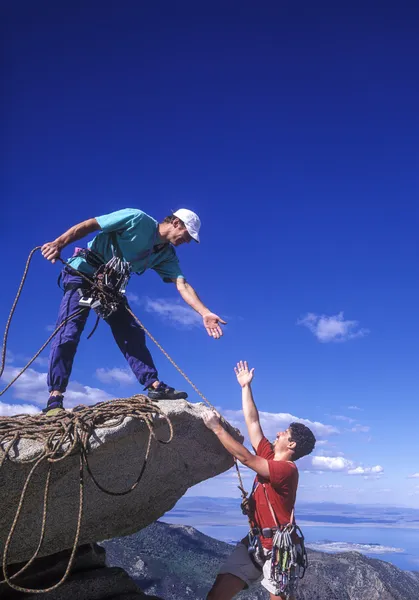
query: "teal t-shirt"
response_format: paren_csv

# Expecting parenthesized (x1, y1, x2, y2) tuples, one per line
(67, 208, 185, 282)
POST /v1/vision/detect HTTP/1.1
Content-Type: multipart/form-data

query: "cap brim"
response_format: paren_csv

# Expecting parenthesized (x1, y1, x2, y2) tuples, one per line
(186, 227, 200, 243)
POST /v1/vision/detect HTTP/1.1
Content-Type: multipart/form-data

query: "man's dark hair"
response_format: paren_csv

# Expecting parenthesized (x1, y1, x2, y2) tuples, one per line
(163, 215, 185, 226)
(289, 422, 316, 460)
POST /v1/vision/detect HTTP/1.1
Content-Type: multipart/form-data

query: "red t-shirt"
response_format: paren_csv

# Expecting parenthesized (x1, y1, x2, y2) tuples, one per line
(251, 437, 299, 549)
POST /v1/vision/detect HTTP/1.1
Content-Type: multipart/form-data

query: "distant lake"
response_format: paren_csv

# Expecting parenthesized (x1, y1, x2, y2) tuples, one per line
(164, 498, 419, 572)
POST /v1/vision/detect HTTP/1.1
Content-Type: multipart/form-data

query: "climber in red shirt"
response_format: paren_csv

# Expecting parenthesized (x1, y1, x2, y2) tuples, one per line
(203, 361, 316, 599)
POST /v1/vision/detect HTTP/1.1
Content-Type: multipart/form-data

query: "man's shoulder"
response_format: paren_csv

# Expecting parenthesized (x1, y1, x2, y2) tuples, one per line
(256, 436, 274, 458)
(124, 208, 155, 224)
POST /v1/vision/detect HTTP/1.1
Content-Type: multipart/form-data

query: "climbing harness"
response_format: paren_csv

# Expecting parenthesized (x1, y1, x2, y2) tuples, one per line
(77, 256, 131, 319)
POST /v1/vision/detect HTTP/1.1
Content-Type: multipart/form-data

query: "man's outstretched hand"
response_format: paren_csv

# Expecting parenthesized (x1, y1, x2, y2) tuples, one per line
(203, 312, 227, 339)
(234, 360, 255, 387)
(41, 241, 62, 264)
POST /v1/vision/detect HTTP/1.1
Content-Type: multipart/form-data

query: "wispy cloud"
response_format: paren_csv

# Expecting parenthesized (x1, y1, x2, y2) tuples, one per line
(309, 455, 384, 476)
(319, 484, 343, 489)
(331, 415, 356, 424)
(96, 367, 136, 385)
(311, 456, 353, 471)
(350, 424, 370, 433)
(128, 294, 203, 328)
(144, 297, 202, 328)
(306, 541, 403, 555)
(347, 465, 383, 476)
(297, 312, 369, 343)
(347, 405, 363, 411)
(0, 401, 39, 416)
(408, 473, 419, 479)
(1, 365, 112, 408)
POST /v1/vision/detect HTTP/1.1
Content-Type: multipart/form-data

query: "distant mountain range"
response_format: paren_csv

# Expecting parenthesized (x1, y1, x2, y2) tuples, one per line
(102, 521, 419, 600)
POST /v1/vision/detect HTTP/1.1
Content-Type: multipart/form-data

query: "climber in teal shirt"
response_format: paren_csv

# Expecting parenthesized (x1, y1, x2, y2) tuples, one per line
(41, 208, 226, 413)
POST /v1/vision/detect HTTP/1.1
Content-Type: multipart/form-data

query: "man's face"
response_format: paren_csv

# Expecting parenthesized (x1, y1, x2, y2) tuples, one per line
(168, 219, 193, 246)
(273, 427, 294, 452)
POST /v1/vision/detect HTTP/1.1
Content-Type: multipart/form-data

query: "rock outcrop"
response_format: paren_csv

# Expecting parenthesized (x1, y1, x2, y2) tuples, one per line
(0, 399, 242, 567)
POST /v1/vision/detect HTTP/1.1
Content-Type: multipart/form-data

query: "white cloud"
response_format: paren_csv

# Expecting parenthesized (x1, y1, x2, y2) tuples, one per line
(297, 312, 369, 343)
(33, 356, 49, 367)
(222, 409, 339, 440)
(96, 368, 136, 385)
(143, 297, 202, 328)
(347, 465, 383, 476)
(306, 541, 403, 555)
(126, 292, 141, 306)
(319, 484, 343, 489)
(350, 424, 370, 433)
(312, 456, 353, 471)
(408, 473, 419, 479)
(1, 365, 112, 409)
(0, 401, 39, 416)
(331, 415, 356, 424)
(309, 456, 384, 476)
(347, 405, 362, 411)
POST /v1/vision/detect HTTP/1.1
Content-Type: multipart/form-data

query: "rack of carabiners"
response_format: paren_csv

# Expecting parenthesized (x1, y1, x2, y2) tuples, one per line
(270, 523, 308, 595)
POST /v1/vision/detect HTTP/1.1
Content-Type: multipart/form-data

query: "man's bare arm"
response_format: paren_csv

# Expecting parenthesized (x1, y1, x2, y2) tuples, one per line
(41, 218, 101, 263)
(235, 361, 264, 450)
(175, 278, 227, 339)
(203, 409, 270, 478)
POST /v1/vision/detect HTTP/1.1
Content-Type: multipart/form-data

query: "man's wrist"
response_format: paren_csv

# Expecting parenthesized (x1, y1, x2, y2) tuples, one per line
(212, 424, 224, 436)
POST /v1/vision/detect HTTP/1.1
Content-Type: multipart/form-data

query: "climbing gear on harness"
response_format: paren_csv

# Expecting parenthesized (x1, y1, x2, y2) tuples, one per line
(77, 256, 131, 319)
(247, 527, 266, 568)
(42, 394, 65, 414)
(270, 523, 308, 594)
(261, 483, 308, 595)
(147, 382, 188, 401)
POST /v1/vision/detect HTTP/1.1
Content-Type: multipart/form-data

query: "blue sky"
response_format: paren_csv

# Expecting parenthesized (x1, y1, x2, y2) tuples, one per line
(1, 1, 418, 507)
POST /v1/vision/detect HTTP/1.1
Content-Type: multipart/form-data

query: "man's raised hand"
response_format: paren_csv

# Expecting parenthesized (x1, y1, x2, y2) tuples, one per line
(234, 360, 255, 388)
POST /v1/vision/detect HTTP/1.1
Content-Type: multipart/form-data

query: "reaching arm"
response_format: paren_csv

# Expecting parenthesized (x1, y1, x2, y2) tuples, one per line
(202, 409, 270, 478)
(41, 218, 101, 263)
(235, 361, 264, 450)
(175, 278, 227, 339)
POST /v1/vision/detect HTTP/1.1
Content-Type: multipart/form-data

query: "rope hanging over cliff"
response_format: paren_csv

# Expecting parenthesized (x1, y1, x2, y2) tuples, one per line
(0, 395, 173, 594)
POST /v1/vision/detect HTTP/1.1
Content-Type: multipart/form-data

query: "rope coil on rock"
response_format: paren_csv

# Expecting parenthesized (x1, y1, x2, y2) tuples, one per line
(0, 395, 173, 593)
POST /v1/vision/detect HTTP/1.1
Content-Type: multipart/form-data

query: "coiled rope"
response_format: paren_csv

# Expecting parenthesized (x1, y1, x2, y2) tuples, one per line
(0, 395, 173, 593)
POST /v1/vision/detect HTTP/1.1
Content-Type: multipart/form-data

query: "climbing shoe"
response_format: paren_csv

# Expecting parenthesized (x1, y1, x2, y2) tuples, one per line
(42, 395, 65, 415)
(147, 382, 188, 401)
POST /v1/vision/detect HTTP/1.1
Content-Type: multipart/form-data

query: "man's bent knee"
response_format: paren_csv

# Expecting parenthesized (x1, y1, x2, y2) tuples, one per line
(207, 573, 246, 600)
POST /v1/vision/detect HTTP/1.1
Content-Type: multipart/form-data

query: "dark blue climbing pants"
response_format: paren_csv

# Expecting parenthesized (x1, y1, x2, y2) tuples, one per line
(47, 268, 158, 393)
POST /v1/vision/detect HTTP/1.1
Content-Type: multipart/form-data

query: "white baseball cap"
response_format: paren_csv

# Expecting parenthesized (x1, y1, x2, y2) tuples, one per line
(173, 208, 201, 243)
